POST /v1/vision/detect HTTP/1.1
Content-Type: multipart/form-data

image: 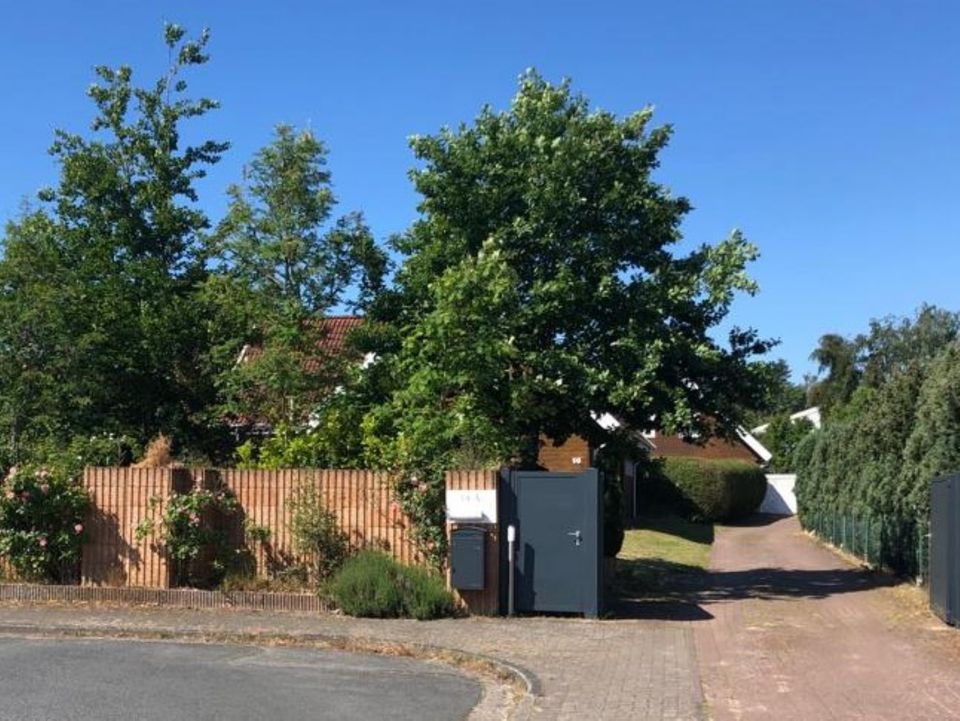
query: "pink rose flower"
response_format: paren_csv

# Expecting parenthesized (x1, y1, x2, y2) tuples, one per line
(38, 536, 47, 547)
(74, 523, 84, 534)
(21, 491, 30, 501)
(39, 484, 50, 495)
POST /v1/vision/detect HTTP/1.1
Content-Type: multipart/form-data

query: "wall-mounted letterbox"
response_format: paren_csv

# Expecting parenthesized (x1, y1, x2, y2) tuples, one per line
(450, 527, 485, 590)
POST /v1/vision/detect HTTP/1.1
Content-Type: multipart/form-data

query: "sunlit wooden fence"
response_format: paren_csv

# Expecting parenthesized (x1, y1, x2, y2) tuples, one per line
(80, 467, 453, 588)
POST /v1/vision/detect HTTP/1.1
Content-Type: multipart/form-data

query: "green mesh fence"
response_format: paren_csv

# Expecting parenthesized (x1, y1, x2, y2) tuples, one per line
(800, 511, 929, 583)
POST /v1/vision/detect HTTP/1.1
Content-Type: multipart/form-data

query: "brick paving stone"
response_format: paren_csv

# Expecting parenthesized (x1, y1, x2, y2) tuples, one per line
(695, 516, 960, 721)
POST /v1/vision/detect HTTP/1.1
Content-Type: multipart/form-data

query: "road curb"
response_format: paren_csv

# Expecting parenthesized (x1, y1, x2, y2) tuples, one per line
(0, 621, 540, 718)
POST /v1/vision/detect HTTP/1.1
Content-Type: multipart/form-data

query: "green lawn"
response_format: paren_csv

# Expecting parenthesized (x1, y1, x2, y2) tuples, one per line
(615, 513, 714, 601)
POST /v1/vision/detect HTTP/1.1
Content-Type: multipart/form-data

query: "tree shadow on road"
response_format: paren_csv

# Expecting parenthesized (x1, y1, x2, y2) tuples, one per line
(609, 557, 896, 621)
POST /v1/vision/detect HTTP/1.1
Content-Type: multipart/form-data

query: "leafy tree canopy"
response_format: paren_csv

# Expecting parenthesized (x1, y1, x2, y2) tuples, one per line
(204, 125, 387, 427)
(0, 24, 226, 462)
(367, 71, 774, 471)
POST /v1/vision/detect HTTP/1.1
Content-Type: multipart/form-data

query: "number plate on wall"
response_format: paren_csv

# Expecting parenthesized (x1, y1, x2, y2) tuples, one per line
(445, 489, 497, 523)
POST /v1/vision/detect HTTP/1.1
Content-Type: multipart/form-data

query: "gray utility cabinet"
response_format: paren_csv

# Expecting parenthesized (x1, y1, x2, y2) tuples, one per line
(450, 527, 486, 590)
(930, 474, 960, 625)
(499, 469, 604, 618)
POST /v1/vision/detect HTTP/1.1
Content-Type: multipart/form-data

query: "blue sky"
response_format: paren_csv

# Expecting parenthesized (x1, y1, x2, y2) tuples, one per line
(2, 1, 958, 382)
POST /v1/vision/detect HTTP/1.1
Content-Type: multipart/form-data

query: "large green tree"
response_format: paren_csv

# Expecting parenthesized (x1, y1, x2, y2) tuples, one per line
(0, 24, 227, 462)
(205, 125, 387, 427)
(368, 72, 773, 470)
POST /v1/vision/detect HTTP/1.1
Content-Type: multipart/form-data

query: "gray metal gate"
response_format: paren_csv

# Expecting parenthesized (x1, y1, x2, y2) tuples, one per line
(499, 469, 604, 617)
(930, 474, 960, 625)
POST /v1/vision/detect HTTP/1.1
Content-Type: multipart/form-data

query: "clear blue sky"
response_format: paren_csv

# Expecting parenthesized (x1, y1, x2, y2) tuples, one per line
(2, 1, 959, 382)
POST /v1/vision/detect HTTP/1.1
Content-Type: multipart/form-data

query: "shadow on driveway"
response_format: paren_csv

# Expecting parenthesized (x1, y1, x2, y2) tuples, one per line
(609, 515, 896, 621)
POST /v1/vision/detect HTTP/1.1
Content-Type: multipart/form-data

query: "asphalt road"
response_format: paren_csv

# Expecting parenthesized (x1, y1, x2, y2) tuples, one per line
(0, 637, 481, 720)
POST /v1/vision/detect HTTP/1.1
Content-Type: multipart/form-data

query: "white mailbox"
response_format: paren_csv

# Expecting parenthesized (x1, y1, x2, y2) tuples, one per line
(445, 489, 497, 523)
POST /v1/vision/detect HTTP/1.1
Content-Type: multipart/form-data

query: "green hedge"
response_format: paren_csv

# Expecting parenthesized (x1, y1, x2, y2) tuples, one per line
(655, 457, 766, 521)
(330, 550, 456, 620)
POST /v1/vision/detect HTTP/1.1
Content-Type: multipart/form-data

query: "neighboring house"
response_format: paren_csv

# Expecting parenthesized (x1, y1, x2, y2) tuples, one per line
(538, 414, 773, 520)
(750, 406, 822, 436)
(536, 415, 653, 520)
(644, 427, 772, 466)
(236, 315, 367, 369)
(537, 423, 771, 472)
(230, 315, 368, 433)
(536, 417, 772, 520)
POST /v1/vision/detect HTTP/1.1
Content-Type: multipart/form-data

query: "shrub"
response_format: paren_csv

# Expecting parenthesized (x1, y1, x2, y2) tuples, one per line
(330, 551, 405, 617)
(330, 550, 455, 620)
(14, 434, 142, 477)
(603, 471, 625, 558)
(288, 484, 350, 585)
(0, 465, 90, 582)
(135, 486, 238, 587)
(400, 563, 457, 620)
(656, 457, 766, 521)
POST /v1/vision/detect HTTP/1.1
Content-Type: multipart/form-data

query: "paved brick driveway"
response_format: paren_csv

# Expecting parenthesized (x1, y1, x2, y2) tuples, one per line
(695, 516, 960, 721)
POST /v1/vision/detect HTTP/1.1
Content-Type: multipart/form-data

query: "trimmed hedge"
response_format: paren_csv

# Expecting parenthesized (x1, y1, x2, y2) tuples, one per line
(656, 457, 766, 521)
(330, 550, 455, 620)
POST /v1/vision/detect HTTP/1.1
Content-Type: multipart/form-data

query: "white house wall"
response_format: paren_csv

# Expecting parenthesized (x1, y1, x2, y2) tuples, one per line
(760, 473, 797, 515)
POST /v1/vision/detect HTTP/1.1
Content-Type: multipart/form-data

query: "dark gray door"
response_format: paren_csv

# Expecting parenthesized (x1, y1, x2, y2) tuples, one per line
(930, 476, 951, 622)
(930, 474, 960, 625)
(500, 469, 603, 617)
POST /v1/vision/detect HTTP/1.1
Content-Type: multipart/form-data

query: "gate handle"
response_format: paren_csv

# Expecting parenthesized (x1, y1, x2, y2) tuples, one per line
(567, 530, 582, 546)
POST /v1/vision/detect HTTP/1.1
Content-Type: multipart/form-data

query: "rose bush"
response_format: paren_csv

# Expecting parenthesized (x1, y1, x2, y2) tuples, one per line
(136, 486, 239, 587)
(0, 465, 90, 582)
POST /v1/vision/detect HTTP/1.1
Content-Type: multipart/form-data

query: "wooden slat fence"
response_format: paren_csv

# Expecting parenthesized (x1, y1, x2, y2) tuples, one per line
(82, 467, 193, 588)
(219, 469, 420, 580)
(14, 467, 507, 617)
(79, 467, 433, 589)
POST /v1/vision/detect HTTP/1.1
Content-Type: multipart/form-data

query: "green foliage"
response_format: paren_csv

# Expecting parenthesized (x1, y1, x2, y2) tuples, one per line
(4, 434, 142, 480)
(807, 305, 960, 418)
(594, 442, 636, 558)
(795, 308, 960, 576)
(330, 550, 455, 619)
(135, 485, 239, 587)
(901, 345, 960, 517)
(740, 359, 808, 429)
(400, 563, 457, 620)
(603, 471, 626, 558)
(656, 457, 766, 521)
(362, 71, 772, 562)
(759, 414, 814, 472)
(288, 483, 349, 585)
(0, 465, 90, 582)
(204, 124, 387, 427)
(330, 551, 404, 617)
(235, 398, 367, 470)
(808, 334, 863, 414)
(0, 24, 228, 464)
